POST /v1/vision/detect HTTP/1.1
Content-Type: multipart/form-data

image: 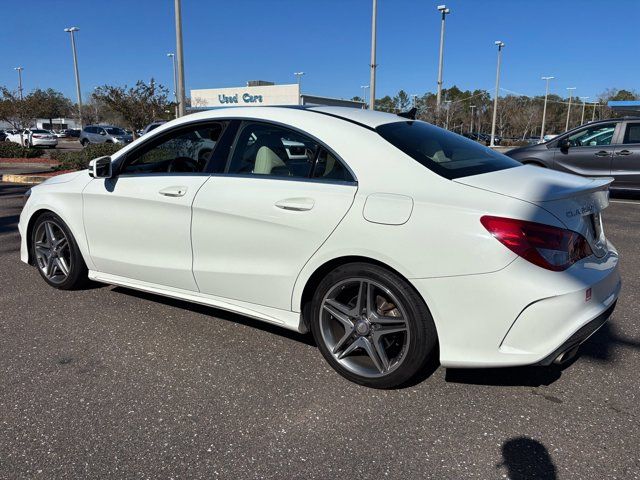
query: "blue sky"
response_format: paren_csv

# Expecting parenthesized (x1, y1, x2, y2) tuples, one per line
(1, 0, 638, 102)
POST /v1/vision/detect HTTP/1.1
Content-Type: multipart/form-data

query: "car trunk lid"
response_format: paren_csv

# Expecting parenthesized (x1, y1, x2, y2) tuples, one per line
(454, 165, 612, 257)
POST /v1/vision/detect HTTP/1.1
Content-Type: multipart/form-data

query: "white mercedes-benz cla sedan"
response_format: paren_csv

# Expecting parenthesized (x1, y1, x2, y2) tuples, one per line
(18, 106, 621, 388)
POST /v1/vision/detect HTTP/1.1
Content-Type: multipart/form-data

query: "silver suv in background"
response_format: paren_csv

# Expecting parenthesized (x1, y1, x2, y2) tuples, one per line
(79, 125, 133, 146)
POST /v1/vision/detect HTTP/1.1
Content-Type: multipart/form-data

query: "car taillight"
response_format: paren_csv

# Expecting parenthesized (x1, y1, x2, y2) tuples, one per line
(481, 215, 592, 271)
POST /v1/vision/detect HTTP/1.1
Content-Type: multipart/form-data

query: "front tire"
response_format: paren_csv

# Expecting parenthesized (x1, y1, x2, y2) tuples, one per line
(31, 212, 88, 290)
(309, 263, 438, 388)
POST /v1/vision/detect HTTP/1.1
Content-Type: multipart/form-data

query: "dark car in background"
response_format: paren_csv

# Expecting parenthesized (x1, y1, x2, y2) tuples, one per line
(463, 132, 501, 146)
(506, 117, 640, 190)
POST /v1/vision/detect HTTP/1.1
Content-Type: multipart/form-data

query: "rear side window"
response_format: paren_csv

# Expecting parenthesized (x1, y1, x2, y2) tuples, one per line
(227, 122, 353, 182)
(623, 123, 640, 144)
(376, 121, 519, 180)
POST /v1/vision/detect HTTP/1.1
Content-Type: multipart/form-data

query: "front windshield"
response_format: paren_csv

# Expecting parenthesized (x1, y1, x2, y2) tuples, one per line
(105, 127, 126, 135)
(377, 121, 520, 180)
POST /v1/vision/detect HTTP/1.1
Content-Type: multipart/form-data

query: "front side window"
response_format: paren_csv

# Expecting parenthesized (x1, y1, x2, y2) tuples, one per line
(121, 122, 226, 175)
(226, 122, 353, 181)
(622, 123, 640, 144)
(567, 123, 616, 147)
(376, 121, 519, 180)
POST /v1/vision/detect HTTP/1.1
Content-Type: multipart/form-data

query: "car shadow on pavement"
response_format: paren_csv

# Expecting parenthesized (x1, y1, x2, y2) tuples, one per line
(0, 214, 19, 234)
(111, 286, 317, 347)
(497, 437, 557, 479)
(578, 321, 640, 362)
(445, 365, 562, 387)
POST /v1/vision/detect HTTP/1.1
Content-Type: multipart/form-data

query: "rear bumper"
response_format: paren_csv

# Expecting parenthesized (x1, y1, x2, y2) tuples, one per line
(32, 139, 58, 146)
(535, 301, 615, 366)
(411, 246, 621, 368)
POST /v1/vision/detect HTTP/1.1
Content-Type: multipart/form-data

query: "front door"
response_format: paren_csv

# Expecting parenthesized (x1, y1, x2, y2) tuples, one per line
(82, 121, 228, 291)
(552, 122, 618, 178)
(191, 121, 357, 311)
(612, 121, 640, 189)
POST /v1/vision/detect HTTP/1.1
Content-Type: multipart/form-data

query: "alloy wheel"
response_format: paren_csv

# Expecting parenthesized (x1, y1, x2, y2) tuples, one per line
(34, 220, 72, 284)
(319, 278, 411, 378)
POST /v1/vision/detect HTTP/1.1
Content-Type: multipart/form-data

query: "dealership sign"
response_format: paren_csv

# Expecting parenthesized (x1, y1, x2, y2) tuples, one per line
(191, 84, 300, 107)
(218, 93, 264, 104)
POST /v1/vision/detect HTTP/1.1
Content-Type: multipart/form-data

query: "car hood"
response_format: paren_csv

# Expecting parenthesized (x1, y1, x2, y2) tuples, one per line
(40, 171, 84, 185)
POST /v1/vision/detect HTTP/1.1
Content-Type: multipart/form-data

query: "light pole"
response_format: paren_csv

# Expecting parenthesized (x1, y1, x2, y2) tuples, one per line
(361, 85, 369, 108)
(580, 96, 589, 125)
(592, 101, 598, 121)
(64, 27, 83, 128)
(294, 72, 305, 105)
(539, 76, 554, 143)
(436, 4, 450, 114)
(469, 105, 476, 134)
(167, 53, 178, 118)
(444, 100, 452, 129)
(489, 41, 505, 148)
(565, 87, 576, 132)
(14, 67, 24, 100)
(174, 0, 186, 117)
(369, 0, 378, 110)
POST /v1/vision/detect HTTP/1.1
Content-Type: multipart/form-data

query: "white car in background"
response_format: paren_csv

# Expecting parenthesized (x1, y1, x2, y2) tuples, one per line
(18, 106, 621, 388)
(6, 129, 58, 148)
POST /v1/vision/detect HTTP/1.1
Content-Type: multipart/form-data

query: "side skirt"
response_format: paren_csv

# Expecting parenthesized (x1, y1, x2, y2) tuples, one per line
(88, 270, 304, 332)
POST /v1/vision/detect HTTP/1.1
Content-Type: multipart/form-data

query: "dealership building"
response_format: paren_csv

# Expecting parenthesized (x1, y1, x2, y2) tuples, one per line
(190, 81, 364, 110)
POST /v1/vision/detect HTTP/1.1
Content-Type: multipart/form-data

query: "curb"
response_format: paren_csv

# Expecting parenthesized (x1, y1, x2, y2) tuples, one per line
(1, 173, 53, 185)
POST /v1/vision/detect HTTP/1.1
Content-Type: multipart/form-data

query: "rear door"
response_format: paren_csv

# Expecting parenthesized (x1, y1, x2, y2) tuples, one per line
(191, 120, 357, 311)
(611, 121, 640, 189)
(552, 122, 618, 177)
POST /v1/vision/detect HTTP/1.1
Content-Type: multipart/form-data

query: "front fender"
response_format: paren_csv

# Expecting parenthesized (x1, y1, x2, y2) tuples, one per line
(19, 174, 95, 270)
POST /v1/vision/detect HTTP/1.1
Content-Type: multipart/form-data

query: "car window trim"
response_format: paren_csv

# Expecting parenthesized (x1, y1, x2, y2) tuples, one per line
(114, 119, 231, 177)
(611, 122, 625, 145)
(221, 118, 357, 185)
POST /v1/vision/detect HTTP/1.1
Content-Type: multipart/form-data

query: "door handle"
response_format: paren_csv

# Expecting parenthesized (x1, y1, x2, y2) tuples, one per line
(275, 197, 315, 211)
(594, 151, 610, 157)
(159, 186, 187, 197)
(616, 150, 632, 156)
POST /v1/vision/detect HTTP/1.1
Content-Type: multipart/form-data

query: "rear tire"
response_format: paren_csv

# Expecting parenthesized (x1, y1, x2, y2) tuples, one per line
(31, 212, 88, 290)
(309, 262, 438, 388)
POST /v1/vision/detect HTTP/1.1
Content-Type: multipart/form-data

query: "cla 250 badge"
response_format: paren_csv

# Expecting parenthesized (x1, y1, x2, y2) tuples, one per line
(566, 204, 596, 218)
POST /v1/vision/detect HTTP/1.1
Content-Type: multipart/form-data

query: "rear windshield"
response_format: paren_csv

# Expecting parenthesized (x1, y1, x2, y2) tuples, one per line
(377, 121, 520, 179)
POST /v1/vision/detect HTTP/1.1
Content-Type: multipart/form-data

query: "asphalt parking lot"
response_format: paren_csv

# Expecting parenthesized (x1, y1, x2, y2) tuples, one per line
(0, 182, 638, 479)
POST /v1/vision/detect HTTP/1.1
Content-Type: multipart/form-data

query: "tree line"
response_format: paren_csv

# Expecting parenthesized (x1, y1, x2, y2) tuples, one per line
(353, 87, 639, 139)
(1, 80, 637, 141)
(0, 80, 175, 138)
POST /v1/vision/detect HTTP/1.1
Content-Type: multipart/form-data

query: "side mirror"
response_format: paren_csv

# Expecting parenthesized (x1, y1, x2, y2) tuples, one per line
(99, 130, 106, 135)
(88, 156, 112, 178)
(559, 138, 571, 150)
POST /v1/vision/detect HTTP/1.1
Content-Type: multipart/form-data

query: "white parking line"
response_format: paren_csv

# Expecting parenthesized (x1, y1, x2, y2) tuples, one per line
(610, 200, 640, 205)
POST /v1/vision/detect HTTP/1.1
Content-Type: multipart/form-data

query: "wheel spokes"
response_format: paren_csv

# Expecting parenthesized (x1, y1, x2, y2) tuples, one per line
(323, 299, 353, 330)
(320, 277, 411, 378)
(56, 257, 70, 277)
(34, 220, 71, 282)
